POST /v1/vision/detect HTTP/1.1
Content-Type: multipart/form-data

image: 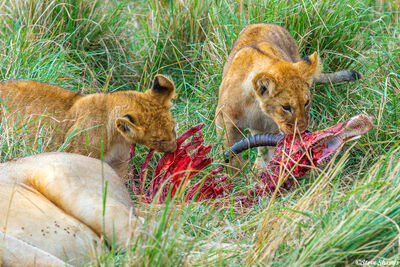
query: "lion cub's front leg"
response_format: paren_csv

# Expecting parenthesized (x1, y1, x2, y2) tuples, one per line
(215, 114, 247, 175)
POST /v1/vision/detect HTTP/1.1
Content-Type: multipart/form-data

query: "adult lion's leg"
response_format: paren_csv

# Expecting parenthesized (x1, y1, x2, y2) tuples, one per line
(0, 232, 71, 267)
(14, 153, 143, 247)
(0, 153, 144, 264)
(0, 179, 102, 266)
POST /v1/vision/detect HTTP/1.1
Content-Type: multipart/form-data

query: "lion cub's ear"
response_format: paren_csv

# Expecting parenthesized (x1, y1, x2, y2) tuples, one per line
(115, 115, 144, 141)
(149, 74, 175, 106)
(252, 72, 277, 97)
(295, 52, 321, 81)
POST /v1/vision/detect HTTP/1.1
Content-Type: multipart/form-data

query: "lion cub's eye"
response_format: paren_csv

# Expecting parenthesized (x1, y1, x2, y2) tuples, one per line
(282, 105, 292, 113)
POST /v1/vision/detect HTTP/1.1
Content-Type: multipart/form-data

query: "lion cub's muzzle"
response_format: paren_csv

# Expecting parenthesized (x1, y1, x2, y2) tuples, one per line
(282, 120, 309, 135)
(281, 125, 307, 135)
(155, 140, 177, 153)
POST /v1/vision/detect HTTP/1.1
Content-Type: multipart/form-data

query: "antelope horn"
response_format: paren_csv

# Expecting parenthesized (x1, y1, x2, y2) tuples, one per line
(224, 133, 284, 163)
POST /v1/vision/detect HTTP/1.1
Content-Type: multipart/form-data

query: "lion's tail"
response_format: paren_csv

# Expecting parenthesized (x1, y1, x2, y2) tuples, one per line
(314, 70, 362, 84)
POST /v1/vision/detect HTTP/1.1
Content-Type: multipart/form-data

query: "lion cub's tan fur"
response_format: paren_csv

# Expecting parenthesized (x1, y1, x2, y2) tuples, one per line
(216, 24, 361, 169)
(0, 75, 177, 177)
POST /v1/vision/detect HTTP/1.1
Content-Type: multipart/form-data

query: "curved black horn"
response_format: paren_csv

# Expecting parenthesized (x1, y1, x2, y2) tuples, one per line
(224, 133, 284, 163)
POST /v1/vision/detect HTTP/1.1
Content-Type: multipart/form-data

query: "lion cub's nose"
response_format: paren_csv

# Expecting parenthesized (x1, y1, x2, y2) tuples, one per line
(159, 140, 177, 153)
(297, 120, 308, 133)
(168, 141, 177, 153)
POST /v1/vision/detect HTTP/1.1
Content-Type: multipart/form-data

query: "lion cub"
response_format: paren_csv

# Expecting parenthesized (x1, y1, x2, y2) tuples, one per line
(0, 75, 177, 177)
(216, 24, 361, 169)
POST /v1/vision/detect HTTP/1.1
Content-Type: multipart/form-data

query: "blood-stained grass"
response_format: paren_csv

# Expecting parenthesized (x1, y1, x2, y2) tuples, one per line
(129, 115, 373, 207)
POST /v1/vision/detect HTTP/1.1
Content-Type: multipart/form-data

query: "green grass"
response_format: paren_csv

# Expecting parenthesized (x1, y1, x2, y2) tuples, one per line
(0, 0, 399, 266)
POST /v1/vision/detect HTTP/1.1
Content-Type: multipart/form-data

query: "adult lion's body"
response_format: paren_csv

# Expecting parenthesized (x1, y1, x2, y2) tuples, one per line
(0, 75, 177, 177)
(0, 153, 143, 266)
(216, 24, 361, 169)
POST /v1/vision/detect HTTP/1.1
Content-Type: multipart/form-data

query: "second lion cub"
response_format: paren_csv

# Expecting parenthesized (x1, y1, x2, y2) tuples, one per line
(216, 24, 361, 169)
(0, 75, 177, 177)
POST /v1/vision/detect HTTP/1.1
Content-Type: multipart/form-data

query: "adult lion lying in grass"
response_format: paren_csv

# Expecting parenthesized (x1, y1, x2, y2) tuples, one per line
(0, 75, 177, 178)
(0, 152, 144, 266)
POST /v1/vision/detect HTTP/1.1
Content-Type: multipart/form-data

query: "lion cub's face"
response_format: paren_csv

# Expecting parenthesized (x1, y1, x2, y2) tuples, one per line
(252, 52, 320, 135)
(115, 75, 177, 153)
